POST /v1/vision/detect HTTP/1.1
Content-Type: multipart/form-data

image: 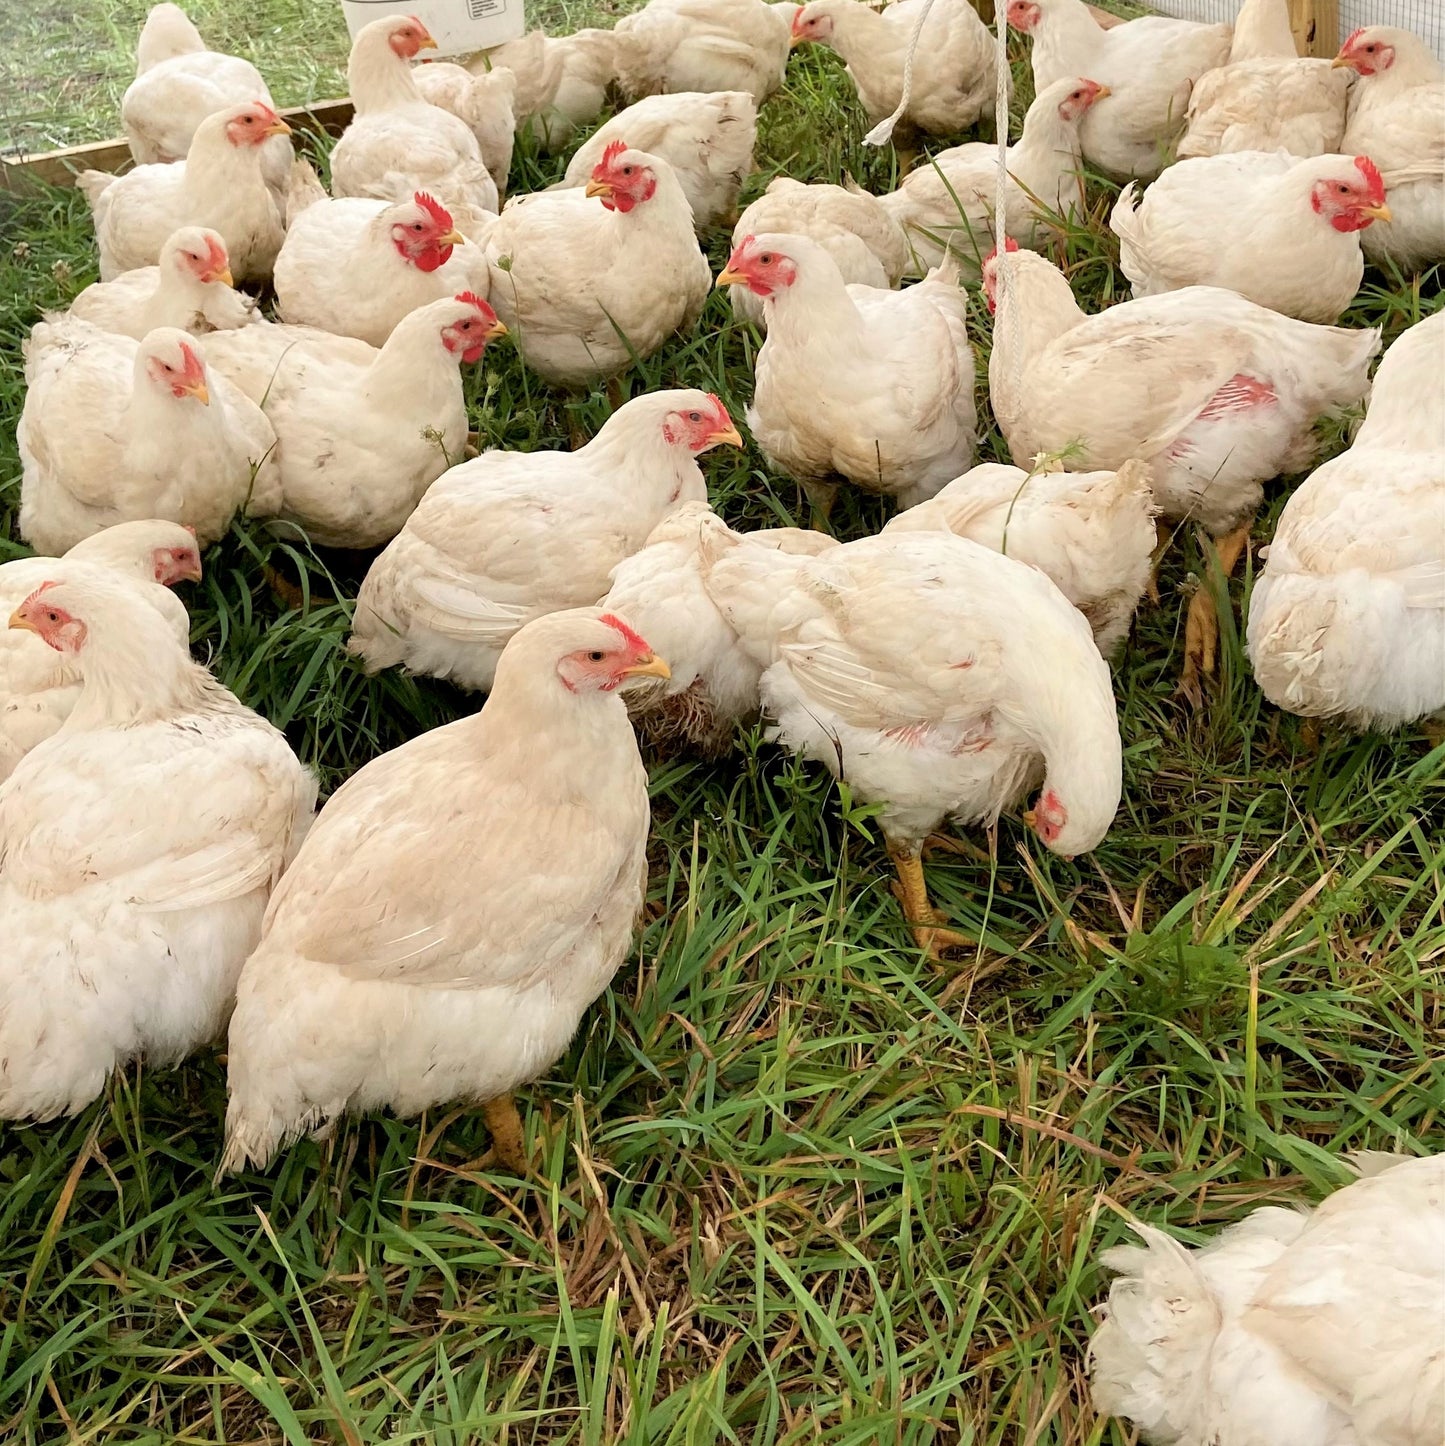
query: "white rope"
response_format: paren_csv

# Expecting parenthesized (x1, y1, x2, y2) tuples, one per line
(863, 0, 937, 146)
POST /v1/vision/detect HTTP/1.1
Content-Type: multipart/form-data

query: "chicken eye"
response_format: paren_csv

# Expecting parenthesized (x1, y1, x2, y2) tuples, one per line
(688, 411, 701, 422)
(621, 165, 634, 176)
(412, 222, 425, 231)
(759, 253, 773, 265)
(46, 610, 60, 622)
(587, 650, 606, 662)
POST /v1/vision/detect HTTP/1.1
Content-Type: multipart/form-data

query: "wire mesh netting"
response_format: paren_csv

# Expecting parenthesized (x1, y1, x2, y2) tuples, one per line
(1148, 0, 1445, 61)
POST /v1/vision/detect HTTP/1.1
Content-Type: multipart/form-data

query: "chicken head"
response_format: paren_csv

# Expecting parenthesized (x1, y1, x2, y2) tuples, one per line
(980, 237, 1021, 313)
(789, 5, 835, 47)
(141, 331, 211, 403)
(662, 394, 743, 453)
(1006, 1, 1041, 33)
(223, 101, 291, 148)
(153, 530, 203, 585)
(1057, 78, 1110, 123)
(541, 611, 671, 694)
(439, 292, 507, 363)
(715, 235, 799, 297)
(584, 141, 658, 212)
(387, 15, 437, 59)
(1310, 156, 1391, 232)
(1333, 27, 1397, 76)
(165, 227, 234, 287)
(390, 193, 465, 273)
(9, 581, 87, 654)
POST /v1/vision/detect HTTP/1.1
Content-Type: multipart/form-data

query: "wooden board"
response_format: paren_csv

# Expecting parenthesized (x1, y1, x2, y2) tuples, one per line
(0, 97, 354, 193)
(1289, 0, 1341, 58)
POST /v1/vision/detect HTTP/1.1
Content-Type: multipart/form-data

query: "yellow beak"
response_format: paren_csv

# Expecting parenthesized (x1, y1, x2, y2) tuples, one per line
(1361, 202, 1392, 222)
(263, 119, 292, 139)
(184, 381, 210, 405)
(8, 606, 35, 633)
(437, 228, 465, 247)
(789, 32, 808, 48)
(485, 318, 509, 340)
(1021, 808, 1037, 830)
(584, 179, 613, 199)
(621, 654, 671, 681)
(177, 558, 204, 583)
(1094, 84, 1112, 98)
(706, 425, 743, 448)
(417, 31, 438, 50)
(715, 265, 745, 288)
(1331, 54, 1355, 69)
(209, 266, 235, 288)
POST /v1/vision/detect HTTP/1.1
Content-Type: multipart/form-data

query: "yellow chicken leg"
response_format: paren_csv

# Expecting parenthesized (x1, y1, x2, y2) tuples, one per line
(480, 1094, 530, 1175)
(888, 843, 972, 961)
(1180, 520, 1252, 706)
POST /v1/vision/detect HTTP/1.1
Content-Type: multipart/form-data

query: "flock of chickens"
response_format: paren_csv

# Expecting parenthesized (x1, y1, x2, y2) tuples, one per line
(1, 0, 1443, 1437)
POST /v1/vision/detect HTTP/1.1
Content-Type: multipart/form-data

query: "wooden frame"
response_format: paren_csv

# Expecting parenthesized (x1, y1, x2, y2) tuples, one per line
(1288, 0, 1341, 58)
(0, 97, 354, 193)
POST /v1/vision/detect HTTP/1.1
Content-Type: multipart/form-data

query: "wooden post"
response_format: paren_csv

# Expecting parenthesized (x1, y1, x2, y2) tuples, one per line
(1288, 0, 1341, 58)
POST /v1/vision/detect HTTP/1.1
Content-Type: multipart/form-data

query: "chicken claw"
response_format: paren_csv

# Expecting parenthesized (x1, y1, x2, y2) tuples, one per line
(480, 1094, 531, 1176)
(888, 843, 973, 962)
(1179, 520, 1252, 706)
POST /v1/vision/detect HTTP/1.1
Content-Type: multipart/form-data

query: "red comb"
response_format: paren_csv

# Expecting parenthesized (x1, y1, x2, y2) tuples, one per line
(252, 100, 281, 124)
(204, 231, 229, 273)
(1354, 155, 1386, 204)
(183, 524, 197, 537)
(600, 613, 651, 655)
(25, 580, 61, 602)
(707, 392, 733, 425)
(1341, 27, 1365, 49)
(598, 139, 628, 171)
(985, 238, 1020, 262)
(454, 290, 493, 317)
(179, 340, 206, 376)
(414, 192, 453, 229)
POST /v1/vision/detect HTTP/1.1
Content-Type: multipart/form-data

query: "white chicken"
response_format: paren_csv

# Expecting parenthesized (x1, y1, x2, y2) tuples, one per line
(729, 176, 909, 326)
(79, 101, 292, 282)
(348, 390, 741, 690)
(1247, 309, 1445, 731)
(1091, 1151, 1445, 1446)
(553, 91, 757, 231)
(473, 28, 617, 154)
(717, 232, 976, 512)
(121, 2, 289, 189)
(1007, 0, 1231, 181)
(0, 520, 200, 781)
(18, 319, 280, 553)
(200, 294, 505, 550)
(480, 145, 711, 390)
(1178, 0, 1350, 161)
(696, 523, 1122, 956)
(330, 16, 498, 226)
(879, 75, 1106, 277)
(63, 226, 255, 339)
(884, 459, 1157, 655)
(272, 191, 489, 347)
(220, 608, 667, 1176)
(789, 0, 1005, 150)
(410, 59, 517, 193)
(613, 0, 794, 104)
(1112, 151, 1391, 324)
(600, 500, 838, 756)
(1334, 26, 1445, 274)
(0, 571, 315, 1122)
(984, 243, 1379, 696)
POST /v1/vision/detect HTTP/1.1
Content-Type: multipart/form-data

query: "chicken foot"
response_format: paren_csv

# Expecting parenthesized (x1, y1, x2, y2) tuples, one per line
(479, 1094, 530, 1175)
(1180, 519, 1252, 706)
(888, 842, 972, 961)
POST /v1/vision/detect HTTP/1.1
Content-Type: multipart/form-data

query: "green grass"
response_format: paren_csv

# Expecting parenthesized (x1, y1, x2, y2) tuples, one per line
(2, 3, 1444, 1443)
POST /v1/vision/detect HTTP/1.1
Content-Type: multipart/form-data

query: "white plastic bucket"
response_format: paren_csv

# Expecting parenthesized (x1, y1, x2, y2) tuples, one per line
(338, 0, 526, 58)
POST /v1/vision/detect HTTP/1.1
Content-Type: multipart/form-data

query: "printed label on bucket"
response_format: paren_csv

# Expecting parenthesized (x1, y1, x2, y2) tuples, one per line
(469, 0, 508, 15)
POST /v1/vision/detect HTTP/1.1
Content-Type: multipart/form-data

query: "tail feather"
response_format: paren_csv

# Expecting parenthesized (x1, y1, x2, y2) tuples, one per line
(76, 169, 117, 212)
